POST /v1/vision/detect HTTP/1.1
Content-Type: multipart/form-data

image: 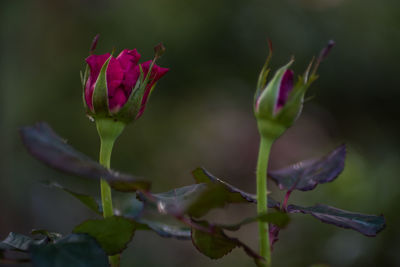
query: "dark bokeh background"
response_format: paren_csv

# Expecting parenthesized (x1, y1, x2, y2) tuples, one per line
(1, 0, 399, 266)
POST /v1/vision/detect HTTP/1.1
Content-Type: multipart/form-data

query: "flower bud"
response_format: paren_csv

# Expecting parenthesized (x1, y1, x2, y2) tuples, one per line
(254, 41, 333, 139)
(81, 39, 169, 125)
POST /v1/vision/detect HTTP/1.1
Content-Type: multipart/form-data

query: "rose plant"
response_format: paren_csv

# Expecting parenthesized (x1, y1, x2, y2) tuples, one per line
(0, 36, 385, 267)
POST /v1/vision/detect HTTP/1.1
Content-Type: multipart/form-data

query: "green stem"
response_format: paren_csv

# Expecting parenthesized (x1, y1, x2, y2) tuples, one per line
(256, 137, 273, 267)
(99, 139, 115, 218)
(96, 118, 126, 267)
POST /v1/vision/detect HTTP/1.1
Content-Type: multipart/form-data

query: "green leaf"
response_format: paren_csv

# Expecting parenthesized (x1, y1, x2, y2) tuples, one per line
(30, 234, 108, 267)
(191, 220, 264, 266)
(73, 216, 136, 255)
(185, 184, 232, 217)
(20, 122, 150, 192)
(192, 221, 236, 259)
(288, 204, 386, 236)
(192, 167, 280, 209)
(269, 145, 346, 191)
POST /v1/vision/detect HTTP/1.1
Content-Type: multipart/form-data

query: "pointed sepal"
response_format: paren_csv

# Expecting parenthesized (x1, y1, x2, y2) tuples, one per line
(92, 56, 112, 116)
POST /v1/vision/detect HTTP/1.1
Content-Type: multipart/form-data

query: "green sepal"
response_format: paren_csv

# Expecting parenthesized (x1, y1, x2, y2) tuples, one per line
(274, 78, 308, 127)
(116, 61, 156, 123)
(116, 70, 145, 123)
(81, 64, 90, 114)
(254, 42, 273, 105)
(80, 64, 89, 90)
(275, 70, 319, 128)
(92, 56, 112, 116)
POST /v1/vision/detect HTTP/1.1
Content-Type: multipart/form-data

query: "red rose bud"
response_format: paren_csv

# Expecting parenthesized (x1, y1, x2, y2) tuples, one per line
(82, 43, 169, 124)
(254, 41, 333, 139)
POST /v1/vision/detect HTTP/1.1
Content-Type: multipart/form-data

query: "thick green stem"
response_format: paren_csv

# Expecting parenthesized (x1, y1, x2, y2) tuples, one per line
(96, 118, 126, 267)
(256, 137, 273, 267)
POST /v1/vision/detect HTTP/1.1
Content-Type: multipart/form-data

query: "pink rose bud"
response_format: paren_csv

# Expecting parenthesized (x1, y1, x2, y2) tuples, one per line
(254, 41, 334, 139)
(81, 38, 169, 124)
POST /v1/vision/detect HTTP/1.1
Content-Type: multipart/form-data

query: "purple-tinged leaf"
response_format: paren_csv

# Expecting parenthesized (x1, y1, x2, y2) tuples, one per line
(269, 224, 281, 251)
(20, 122, 150, 192)
(119, 194, 192, 240)
(0, 233, 48, 252)
(287, 204, 386, 236)
(191, 220, 265, 266)
(134, 212, 192, 240)
(46, 181, 191, 240)
(137, 183, 231, 218)
(269, 145, 346, 191)
(133, 181, 287, 242)
(192, 167, 280, 209)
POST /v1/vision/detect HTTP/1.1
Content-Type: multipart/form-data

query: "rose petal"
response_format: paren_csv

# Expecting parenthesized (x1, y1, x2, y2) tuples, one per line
(106, 57, 124, 97)
(136, 61, 169, 118)
(117, 49, 141, 71)
(122, 64, 141, 96)
(275, 69, 294, 112)
(109, 89, 127, 111)
(116, 49, 142, 97)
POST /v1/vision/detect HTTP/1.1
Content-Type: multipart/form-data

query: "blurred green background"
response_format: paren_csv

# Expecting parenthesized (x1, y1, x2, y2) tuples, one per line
(1, 0, 399, 266)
